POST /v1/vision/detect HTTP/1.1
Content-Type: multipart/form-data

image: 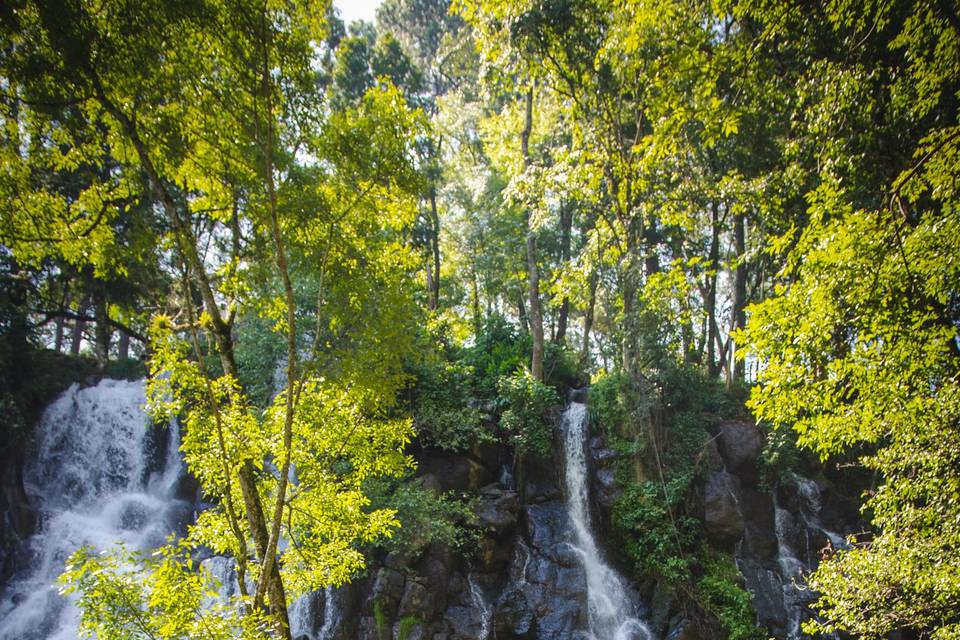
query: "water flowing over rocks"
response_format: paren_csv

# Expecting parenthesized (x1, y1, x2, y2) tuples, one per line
(0, 379, 188, 640)
(0, 381, 865, 640)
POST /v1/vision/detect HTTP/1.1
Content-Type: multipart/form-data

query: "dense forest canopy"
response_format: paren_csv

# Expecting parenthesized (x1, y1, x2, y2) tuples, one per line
(0, 0, 958, 638)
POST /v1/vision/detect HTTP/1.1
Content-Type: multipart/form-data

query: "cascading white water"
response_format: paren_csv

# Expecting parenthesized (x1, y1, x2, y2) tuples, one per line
(561, 401, 652, 640)
(0, 379, 189, 640)
(467, 573, 493, 640)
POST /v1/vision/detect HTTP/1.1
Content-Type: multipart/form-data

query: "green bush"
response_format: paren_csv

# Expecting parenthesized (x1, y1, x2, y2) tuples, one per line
(612, 479, 699, 584)
(409, 358, 489, 451)
(365, 479, 477, 557)
(697, 550, 764, 640)
(461, 314, 529, 397)
(497, 372, 559, 457)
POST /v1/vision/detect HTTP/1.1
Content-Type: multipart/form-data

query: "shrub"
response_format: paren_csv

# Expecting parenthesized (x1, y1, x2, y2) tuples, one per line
(409, 358, 489, 451)
(697, 549, 764, 640)
(461, 314, 529, 397)
(365, 479, 477, 558)
(497, 372, 559, 457)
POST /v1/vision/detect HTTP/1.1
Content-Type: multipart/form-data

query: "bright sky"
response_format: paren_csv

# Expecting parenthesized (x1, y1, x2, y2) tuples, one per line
(333, 0, 383, 25)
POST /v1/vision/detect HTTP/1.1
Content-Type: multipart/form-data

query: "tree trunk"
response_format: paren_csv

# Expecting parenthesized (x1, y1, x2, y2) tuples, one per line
(521, 86, 545, 382)
(727, 209, 747, 389)
(621, 259, 640, 379)
(70, 295, 89, 356)
(471, 267, 481, 334)
(555, 201, 572, 344)
(580, 269, 597, 363)
(93, 286, 111, 369)
(517, 285, 529, 333)
(428, 185, 441, 310)
(425, 261, 435, 309)
(706, 201, 720, 376)
(117, 331, 130, 361)
(54, 286, 70, 353)
(79, 33, 290, 640)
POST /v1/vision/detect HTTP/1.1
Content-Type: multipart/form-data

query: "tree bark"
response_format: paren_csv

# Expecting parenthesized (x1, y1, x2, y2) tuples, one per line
(554, 201, 572, 344)
(70, 295, 89, 356)
(92, 285, 111, 369)
(521, 86, 545, 382)
(580, 268, 597, 363)
(117, 331, 130, 361)
(706, 201, 720, 376)
(428, 185, 441, 310)
(54, 286, 70, 353)
(727, 209, 747, 388)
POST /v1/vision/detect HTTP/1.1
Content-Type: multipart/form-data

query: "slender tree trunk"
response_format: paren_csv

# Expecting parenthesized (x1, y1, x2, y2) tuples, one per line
(644, 214, 661, 278)
(517, 285, 529, 334)
(471, 267, 481, 334)
(92, 286, 111, 369)
(621, 257, 639, 378)
(70, 295, 89, 356)
(521, 86, 545, 382)
(706, 201, 720, 376)
(54, 286, 70, 353)
(727, 209, 747, 389)
(555, 201, 572, 344)
(425, 260, 435, 309)
(580, 269, 597, 363)
(117, 331, 130, 361)
(429, 185, 441, 310)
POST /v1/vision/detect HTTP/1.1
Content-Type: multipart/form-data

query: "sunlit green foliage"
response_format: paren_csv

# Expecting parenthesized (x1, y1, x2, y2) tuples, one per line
(59, 543, 271, 640)
(497, 371, 559, 457)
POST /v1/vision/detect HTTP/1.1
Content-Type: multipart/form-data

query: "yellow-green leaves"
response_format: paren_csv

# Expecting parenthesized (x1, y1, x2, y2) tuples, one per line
(60, 543, 271, 640)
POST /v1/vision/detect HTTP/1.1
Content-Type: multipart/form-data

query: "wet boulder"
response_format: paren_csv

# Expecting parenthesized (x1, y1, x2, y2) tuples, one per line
(716, 420, 765, 480)
(494, 586, 535, 638)
(703, 471, 745, 545)
(474, 484, 520, 534)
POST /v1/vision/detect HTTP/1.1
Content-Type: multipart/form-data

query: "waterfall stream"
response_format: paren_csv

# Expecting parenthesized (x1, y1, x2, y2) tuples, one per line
(0, 379, 190, 640)
(560, 401, 652, 640)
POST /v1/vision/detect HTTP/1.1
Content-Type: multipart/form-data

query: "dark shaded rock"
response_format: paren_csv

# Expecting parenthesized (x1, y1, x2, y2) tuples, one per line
(569, 388, 588, 403)
(716, 420, 764, 478)
(740, 488, 778, 561)
(471, 442, 502, 476)
(478, 535, 515, 573)
(553, 565, 588, 598)
(398, 578, 436, 619)
(701, 436, 724, 471)
(534, 600, 580, 640)
(418, 452, 492, 492)
(666, 618, 700, 640)
(595, 467, 619, 508)
(738, 560, 787, 637)
(475, 484, 520, 534)
(357, 616, 382, 640)
(589, 436, 620, 466)
(494, 586, 534, 638)
(703, 471, 744, 545)
(525, 502, 569, 554)
(523, 456, 561, 503)
(372, 567, 405, 620)
(445, 605, 485, 640)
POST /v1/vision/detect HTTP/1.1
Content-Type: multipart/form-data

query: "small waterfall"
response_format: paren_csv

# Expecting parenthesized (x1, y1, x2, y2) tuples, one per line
(317, 586, 341, 640)
(560, 401, 651, 640)
(0, 379, 189, 640)
(467, 573, 493, 640)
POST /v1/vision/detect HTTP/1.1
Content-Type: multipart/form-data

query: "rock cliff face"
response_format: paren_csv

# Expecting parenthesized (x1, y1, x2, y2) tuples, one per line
(328, 414, 865, 640)
(0, 383, 865, 640)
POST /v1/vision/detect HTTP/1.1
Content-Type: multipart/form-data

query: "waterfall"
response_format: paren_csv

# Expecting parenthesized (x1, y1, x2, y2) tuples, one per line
(467, 573, 493, 640)
(560, 401, 651, 640)
(0, 379, 190, 640)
